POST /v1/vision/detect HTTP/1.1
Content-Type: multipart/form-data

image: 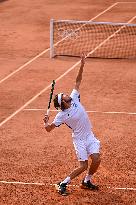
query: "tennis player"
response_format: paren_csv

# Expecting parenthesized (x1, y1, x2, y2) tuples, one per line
(43, 54, 101, 195)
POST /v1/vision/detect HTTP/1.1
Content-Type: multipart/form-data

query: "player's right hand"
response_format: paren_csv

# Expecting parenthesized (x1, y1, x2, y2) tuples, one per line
(43, 114, 49, 123)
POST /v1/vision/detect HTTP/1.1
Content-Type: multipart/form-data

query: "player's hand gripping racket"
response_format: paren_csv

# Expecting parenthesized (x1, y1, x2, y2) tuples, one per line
(46, 80, 55, 116)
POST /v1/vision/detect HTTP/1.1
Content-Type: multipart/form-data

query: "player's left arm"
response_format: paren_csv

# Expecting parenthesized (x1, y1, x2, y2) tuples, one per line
(43, 115, 56, 132)
(75, 54, 85, 91)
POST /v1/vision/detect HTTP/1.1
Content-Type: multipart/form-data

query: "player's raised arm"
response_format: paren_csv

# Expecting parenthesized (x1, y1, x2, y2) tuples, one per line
(75, 54, 85, 91)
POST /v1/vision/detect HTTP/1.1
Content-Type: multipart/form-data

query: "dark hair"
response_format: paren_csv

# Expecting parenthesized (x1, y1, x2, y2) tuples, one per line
(53, 94, 72, 111)
(60, 101, 65, 111)
(53, 94, 60, 110)
(53, 94, 65, 111)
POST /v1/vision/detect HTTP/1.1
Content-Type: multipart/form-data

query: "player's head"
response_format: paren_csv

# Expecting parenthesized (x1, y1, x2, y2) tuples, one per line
(53, 93, 72, 111)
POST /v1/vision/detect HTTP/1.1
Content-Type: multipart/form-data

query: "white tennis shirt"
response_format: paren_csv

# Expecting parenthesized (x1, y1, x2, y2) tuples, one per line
(53, 89, 93, 139)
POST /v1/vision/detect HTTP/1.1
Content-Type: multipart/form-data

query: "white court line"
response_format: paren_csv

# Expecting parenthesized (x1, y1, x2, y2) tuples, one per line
(0, 49, 50, 84)
(85, 2, 118, 21)
(0, 3, 119, 127)
(0, 181, 44, 186)
(0, 14, 135, 127)
(117, 1, 136, 4)
(24, 108, 136, 115)
(0, 2, 118, 84)
(0, 180, 136, 191)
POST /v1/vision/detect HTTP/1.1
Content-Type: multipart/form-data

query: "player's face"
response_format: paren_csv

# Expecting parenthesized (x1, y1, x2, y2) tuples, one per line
(62, 94, 71, 103)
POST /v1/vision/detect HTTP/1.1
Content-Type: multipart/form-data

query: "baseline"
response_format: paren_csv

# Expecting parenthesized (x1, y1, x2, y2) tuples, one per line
(0, 180, 136, 191)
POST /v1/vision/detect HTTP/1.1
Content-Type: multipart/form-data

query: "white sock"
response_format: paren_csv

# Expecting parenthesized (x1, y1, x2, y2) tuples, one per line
(84, 175, 92, 183)
(61, 176, 71, 184)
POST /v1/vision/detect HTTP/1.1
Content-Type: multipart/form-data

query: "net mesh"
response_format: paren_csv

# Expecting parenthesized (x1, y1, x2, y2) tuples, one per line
(51, 20, 136, 59)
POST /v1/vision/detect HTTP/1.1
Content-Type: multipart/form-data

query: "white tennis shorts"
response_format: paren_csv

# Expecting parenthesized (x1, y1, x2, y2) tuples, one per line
(73, 134, 100, 161)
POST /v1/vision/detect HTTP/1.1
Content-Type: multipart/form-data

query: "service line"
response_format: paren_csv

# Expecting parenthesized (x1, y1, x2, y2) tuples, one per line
(23, 109, 136, 115)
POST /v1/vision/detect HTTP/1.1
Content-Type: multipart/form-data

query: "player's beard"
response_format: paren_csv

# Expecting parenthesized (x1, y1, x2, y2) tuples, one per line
(65, 97, 72, 103)
(61, 97, 72, 110)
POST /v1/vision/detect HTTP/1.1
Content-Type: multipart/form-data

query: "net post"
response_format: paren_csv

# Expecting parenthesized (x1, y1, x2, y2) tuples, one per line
(50, 19, 54, 58)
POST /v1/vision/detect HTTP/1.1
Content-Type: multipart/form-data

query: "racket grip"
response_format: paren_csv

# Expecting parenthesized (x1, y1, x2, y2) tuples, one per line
(46, 109, 50, 116)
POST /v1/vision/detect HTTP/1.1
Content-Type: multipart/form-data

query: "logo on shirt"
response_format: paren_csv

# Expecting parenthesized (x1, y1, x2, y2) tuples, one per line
(72, 103, 78, 108)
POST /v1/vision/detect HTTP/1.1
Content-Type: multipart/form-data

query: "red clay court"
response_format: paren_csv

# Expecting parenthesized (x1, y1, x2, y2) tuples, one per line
(0, 0, 136, 204)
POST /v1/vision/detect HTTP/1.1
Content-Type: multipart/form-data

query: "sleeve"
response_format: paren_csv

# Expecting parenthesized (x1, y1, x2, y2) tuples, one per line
(70, 89, 80, 102)
(52, 113, 63, 127)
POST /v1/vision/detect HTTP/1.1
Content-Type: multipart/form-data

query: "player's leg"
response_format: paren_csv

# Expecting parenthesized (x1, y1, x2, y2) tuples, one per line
(88, 153, 101, 176)
(81, 139, 101, 190)
(69, 160, 88, 180)
(56, 160, 88, 195)
(60, 160, 88, 184)
(56, 140, 88, 195)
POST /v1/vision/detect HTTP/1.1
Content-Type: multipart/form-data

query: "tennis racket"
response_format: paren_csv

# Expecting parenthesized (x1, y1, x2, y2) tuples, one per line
(46, 80, 55, 115)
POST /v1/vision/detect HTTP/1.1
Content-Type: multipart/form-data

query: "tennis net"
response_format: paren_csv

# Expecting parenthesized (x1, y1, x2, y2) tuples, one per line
(50, 19, 136, 59)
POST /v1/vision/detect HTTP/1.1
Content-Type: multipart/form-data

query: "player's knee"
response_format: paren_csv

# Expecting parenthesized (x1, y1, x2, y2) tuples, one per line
(91, 154, 101, 165)
(96, 156, 101, 165)
(80, 161, 88, 171)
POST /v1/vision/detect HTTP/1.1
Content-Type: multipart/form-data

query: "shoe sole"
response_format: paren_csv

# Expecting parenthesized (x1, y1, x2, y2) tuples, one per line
(54, 184, 69, 196)
(80, 184, 99, 191)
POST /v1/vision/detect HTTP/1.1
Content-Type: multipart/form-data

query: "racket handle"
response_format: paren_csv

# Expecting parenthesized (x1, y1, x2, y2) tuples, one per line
(46, 109, 50, 116)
